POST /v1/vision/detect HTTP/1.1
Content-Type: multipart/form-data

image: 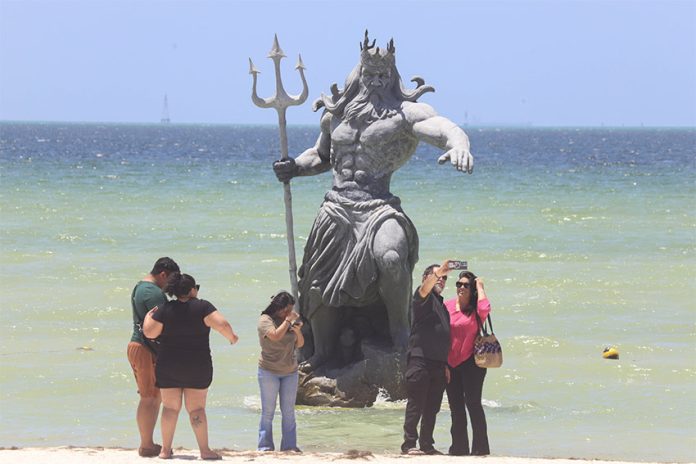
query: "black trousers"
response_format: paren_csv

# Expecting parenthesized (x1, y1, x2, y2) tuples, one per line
(445, 355, 489, 455)
(401, 356, 446, 452)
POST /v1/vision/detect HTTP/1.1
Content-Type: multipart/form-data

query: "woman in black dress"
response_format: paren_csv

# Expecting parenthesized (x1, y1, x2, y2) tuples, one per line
(143, 273, 238, 460)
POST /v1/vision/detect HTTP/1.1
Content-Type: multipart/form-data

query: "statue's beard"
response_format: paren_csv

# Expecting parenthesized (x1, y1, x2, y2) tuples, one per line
(343, 85, 398, 124)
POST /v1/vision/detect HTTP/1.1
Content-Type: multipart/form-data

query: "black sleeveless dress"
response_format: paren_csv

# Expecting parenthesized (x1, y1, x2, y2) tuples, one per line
(151, 298, 217, 389)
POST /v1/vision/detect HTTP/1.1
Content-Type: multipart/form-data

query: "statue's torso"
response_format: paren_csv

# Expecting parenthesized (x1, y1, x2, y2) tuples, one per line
(329, 111, 418, 200)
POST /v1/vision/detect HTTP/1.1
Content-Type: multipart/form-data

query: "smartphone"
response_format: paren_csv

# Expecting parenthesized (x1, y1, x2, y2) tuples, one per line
(448, 260, 468, 270)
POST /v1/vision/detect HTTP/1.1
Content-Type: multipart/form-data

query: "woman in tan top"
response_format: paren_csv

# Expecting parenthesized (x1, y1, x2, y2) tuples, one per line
(256, 291, 304, 452)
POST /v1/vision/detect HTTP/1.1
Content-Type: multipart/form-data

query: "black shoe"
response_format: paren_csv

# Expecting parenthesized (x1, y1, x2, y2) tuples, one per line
(449, 448, 470, 456)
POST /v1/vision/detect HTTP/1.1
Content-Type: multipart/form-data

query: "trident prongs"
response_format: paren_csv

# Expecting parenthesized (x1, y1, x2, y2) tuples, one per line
(248, 58, 260, 75)
(250, 34, 308, 112)
(268, 34, 286, 59)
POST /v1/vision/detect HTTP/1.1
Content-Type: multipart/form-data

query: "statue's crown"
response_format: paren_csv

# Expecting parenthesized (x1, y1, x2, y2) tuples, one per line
(360, 30, 395, 69)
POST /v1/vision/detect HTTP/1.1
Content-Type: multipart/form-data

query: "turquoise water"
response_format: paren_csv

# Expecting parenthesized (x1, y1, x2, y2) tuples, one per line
(1, 123, 694, 461)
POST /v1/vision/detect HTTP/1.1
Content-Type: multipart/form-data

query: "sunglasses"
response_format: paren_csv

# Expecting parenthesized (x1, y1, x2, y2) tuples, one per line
(430, 273, 447, 281)
(455, 281, 470, 289)
(195, 284, 200, 291)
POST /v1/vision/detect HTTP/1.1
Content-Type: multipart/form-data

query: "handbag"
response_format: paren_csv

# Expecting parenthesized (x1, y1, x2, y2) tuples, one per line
(474, 313, 503, 368)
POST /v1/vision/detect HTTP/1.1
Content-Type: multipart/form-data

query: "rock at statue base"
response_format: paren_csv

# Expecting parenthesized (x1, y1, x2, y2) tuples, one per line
(296, 340, 406, 407)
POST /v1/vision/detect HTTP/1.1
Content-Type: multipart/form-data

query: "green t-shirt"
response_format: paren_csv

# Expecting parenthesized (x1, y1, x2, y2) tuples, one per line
(130, 281, 167, 345)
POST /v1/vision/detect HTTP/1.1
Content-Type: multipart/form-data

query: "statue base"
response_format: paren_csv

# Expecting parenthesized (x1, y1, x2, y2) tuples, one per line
(296, 340, 406, 407)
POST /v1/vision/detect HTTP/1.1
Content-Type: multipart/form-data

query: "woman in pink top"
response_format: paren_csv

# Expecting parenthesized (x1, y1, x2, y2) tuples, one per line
(444, 271, 491, 456)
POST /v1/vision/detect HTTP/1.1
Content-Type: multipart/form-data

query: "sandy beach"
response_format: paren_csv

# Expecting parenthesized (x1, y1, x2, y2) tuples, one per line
(0, 447, 675, 464)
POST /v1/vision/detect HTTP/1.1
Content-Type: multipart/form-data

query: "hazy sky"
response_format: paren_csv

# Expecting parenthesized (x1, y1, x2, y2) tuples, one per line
(1, 0, 694, 126)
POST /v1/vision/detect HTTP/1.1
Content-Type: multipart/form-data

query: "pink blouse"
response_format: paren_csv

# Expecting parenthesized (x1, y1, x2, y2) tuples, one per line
(445, 297, 491, 368)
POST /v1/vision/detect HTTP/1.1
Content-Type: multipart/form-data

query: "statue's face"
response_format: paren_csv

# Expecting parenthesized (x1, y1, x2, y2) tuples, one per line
(360, 66, 392, 91)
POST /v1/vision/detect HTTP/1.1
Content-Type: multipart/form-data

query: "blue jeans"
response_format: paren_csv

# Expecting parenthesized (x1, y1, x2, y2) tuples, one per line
(257, 367, 299, 451)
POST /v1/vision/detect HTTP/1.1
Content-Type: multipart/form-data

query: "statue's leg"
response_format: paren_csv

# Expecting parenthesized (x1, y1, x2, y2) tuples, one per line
(373, 218, 412, 353)
(301, 305, 339, 372)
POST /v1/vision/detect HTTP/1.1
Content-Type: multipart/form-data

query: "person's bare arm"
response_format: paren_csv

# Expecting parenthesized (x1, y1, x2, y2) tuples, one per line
(204, 311, 239, 344)
(264, 311, 301, 342)
(476, 277, 488, 302)
(143, 308, 163, 339)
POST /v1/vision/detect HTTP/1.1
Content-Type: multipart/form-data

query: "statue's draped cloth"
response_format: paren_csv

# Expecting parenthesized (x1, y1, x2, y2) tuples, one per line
(299, 190, 419, 319)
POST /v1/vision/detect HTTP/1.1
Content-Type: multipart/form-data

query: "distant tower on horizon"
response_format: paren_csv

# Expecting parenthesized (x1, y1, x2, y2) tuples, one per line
(161, 94, 171, 123)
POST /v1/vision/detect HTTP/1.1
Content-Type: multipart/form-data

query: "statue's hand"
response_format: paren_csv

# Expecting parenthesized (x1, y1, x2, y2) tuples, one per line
(438, 148, 474, 174)
(272, 158, 298, 182)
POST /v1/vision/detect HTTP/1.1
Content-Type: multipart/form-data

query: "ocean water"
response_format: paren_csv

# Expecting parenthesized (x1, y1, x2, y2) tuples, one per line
(0, 123, 694, 462)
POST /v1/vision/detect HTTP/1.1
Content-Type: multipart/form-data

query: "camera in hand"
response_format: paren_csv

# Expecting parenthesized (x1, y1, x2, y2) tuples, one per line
(448, 260, 468, 270)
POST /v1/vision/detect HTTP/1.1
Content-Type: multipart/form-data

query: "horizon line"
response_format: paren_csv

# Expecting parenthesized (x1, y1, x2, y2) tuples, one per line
(1, 119, 695, 130)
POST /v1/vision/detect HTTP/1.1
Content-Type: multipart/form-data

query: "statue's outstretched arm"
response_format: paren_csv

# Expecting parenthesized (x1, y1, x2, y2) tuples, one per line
(273, 114, 332, 182)
(413, 113, 474, 174)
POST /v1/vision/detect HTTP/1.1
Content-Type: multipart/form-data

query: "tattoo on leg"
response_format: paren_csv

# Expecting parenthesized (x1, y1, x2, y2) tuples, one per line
(192, 414, 202, 427)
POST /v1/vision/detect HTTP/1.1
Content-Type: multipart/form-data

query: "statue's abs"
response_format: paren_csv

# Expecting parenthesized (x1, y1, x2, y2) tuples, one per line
(330, 116, 419, 200)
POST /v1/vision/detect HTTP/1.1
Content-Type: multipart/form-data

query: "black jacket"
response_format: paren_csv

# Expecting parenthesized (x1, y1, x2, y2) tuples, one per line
(407, 287, 451, 362)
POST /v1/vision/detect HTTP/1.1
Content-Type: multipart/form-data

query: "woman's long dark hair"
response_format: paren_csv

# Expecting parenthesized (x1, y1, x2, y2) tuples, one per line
(458, 271, 478, 314)
(261, 291, 295, 318)
(165, 272, 196, 298)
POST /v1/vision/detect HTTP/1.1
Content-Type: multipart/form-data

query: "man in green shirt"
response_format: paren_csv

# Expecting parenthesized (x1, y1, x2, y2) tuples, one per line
(127, 257, 179, 457)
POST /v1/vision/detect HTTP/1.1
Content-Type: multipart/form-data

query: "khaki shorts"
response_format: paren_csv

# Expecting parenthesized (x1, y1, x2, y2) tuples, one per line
(127, 342, 159, 398)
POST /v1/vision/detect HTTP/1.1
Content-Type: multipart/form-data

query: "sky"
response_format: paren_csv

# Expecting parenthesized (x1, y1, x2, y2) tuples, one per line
(1, 0, 695, 126)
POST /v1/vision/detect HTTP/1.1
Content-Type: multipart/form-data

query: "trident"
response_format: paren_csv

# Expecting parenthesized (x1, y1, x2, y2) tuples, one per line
(249, 35, 308, 301)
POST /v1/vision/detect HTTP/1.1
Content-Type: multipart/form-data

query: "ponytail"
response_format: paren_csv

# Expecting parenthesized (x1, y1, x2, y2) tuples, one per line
(165, 272, 197, 298)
